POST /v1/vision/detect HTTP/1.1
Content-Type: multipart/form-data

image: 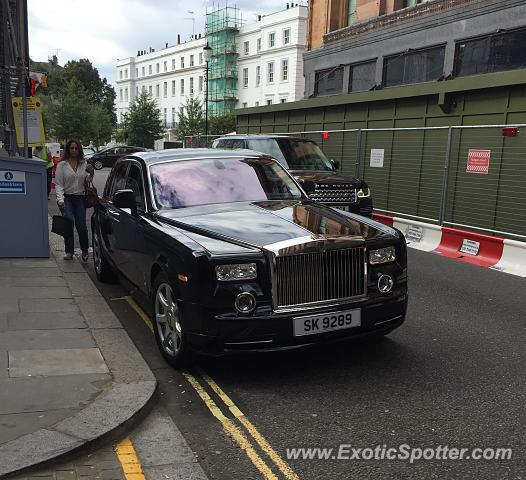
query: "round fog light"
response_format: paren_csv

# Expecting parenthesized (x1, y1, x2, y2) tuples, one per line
(234, 292, 256, 313)
(377, 274, 394, 294)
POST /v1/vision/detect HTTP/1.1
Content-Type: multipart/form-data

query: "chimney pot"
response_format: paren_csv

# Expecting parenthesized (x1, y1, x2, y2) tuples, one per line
(177, 34, 181, 44)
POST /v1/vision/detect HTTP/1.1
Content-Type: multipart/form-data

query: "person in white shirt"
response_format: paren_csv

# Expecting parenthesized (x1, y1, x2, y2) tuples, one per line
(54, 139, 94, 261)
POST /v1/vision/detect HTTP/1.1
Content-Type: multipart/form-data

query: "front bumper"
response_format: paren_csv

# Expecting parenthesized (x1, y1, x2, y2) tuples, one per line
(184, 293, 407, 355)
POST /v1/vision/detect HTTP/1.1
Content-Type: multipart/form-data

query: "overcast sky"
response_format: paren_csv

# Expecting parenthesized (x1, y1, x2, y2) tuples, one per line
(28, 0, 291, 88)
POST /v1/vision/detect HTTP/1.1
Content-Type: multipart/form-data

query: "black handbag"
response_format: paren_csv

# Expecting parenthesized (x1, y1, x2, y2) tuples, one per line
(51, 215, 73, 237)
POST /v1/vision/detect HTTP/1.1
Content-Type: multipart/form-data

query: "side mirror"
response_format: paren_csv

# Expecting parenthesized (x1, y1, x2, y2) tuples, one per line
(302, 180, 316, 195)
(330, 159, 340, 170)
(113, 189, 137, 214)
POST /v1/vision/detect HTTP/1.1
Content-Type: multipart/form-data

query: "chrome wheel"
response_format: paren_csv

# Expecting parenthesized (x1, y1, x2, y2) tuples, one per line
(155, 283, 182, 357)
(94, 160, 103, 170)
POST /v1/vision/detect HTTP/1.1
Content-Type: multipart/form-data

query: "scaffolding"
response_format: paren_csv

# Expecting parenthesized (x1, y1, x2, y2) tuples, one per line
(0, 0, 29, 156)
(205, 6, 243, 117)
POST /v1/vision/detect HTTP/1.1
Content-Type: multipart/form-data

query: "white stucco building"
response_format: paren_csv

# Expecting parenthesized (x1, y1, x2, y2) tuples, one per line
(115, 5, 307, 126)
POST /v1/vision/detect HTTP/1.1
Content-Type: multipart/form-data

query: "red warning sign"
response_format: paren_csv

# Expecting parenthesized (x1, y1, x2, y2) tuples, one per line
(467, 149, 490, 174)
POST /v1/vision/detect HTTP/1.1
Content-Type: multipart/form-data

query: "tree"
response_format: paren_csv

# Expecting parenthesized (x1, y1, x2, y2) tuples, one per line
(123, 91, 164, 148)
(209, 112, 236, 135)
(87, 104, 114, 148)
(44, 59, 116, 124)
(174, 97, 204, 139)
(45, 79, 114, 146)
(45, 79, 93, 142)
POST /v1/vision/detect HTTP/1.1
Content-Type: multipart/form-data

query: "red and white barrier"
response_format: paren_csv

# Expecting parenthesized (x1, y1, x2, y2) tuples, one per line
(492, 239, 526, 277)
(372, 213, 526, 277)
(392, 218, 442, 253)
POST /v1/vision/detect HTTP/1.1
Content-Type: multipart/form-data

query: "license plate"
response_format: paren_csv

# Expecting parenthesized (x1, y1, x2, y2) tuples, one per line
(293, 308, 361, 337)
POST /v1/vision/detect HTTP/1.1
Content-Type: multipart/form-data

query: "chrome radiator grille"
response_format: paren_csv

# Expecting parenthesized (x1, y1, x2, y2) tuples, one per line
(310, 184, 357, 204)
(274, 247, 366, 309)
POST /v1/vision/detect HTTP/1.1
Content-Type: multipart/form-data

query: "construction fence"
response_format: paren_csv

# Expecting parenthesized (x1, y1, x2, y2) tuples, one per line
(184, 125, 526, 240)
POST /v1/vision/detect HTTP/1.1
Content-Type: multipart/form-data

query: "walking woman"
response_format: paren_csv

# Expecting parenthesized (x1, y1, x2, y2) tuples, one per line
(54, 140, 94, 261)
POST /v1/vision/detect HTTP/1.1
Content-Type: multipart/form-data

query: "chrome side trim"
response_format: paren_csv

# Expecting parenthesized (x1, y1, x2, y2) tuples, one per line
(224, 339, 274, 345)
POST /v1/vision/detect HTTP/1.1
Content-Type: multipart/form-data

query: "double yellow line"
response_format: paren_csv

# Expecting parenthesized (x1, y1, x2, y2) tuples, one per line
(112, 295, 299, 480)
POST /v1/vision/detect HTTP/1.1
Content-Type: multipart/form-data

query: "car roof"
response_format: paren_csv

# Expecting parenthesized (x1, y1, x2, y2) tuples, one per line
(130, 148, 273, 166)
(214, 134, 312, 142)
(98, 145, 146, 152)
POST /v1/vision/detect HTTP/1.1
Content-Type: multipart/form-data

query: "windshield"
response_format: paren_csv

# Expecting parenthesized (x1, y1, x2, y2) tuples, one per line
(246, 139, 288, 167)
(150, 157, 303, 209)
(280, 140, 334, 171)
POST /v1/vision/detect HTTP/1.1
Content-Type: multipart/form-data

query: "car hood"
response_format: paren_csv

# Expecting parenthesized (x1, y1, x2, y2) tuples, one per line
(156, 201, 396, 250)
(289, 170, 360, 184)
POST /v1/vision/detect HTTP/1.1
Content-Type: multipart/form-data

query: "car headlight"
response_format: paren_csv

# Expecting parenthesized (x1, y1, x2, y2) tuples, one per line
(369, 246, 396, 265)
(215, 263, 257, 281)
(357, 187, 371, 198)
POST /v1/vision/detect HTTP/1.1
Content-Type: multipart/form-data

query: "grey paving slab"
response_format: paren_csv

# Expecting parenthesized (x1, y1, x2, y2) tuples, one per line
(5, 311, 87, 330)
(0, 286, 72, 299)
(0, 267, 62, 278)
(64, 274, 101, 297)
(78, 301, 123, 329)
(1, 227, 158, 477)
(0, 428, 83, 476)
(57, 261, 87, 273)
(142, 464, 208, 480)
(7, 260, 57, 269)
(0, 351, 7, 378)
(9, 444, 125, 480)
(20, 298, 78, 313)
(77, 300, 114, 318)
(0, 409, 79, 444)
(0, 277, 67, 287)
(0, 329, 95, 351)
(90, 329, 153, 383)
(9, 348, 109, 377)
(52, 381, 156, 441)
(82, 312, 122, 330)
(0, 373, 110, 415)
(0, 298, 19, 313)
(131, 410, 196, 466)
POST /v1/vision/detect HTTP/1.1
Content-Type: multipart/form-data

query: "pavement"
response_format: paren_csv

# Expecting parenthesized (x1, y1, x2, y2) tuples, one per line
(0, 226, 157, 477)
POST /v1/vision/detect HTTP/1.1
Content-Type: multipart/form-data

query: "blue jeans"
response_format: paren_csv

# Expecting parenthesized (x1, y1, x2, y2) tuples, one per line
(62, 194, 89, 254)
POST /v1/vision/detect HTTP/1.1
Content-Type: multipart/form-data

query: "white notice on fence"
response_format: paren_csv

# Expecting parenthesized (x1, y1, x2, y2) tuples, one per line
(405, 225, 423, 244)
(370, 149, 384, 168)
(459, 239, 480, 256)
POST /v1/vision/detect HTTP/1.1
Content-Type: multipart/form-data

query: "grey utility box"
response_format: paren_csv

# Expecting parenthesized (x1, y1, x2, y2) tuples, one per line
(0, 155, 49, 258)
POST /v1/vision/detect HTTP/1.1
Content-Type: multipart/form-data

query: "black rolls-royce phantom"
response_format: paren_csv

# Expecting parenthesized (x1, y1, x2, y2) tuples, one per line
(92, 149, 408, 367)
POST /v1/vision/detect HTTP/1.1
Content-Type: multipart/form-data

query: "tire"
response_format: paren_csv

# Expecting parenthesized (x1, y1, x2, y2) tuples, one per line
(152, 272, 191, 368)
(92, 228, 117, 283)
(93, 160, 103, 170)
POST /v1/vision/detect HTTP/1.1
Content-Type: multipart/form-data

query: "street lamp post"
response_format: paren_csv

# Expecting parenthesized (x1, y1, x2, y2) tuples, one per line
(203, 42, 212, 142)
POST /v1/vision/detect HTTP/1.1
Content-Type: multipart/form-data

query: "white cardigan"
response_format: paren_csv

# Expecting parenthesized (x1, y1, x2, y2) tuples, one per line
(54, 160, 91, 203)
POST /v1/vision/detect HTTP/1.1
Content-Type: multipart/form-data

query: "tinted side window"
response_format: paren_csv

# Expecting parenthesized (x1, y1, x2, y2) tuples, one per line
(217, 139, 233, 149)
(106, 161, 128, 198)
(231, 139, 246, 149)
(126, 163, 146, 211)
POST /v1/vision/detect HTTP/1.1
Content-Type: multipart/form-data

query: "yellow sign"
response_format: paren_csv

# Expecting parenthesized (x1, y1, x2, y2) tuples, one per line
(11, 97, 46, 147)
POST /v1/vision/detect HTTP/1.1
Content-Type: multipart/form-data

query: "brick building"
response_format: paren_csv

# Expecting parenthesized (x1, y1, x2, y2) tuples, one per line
(304, 0, 526, 98)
